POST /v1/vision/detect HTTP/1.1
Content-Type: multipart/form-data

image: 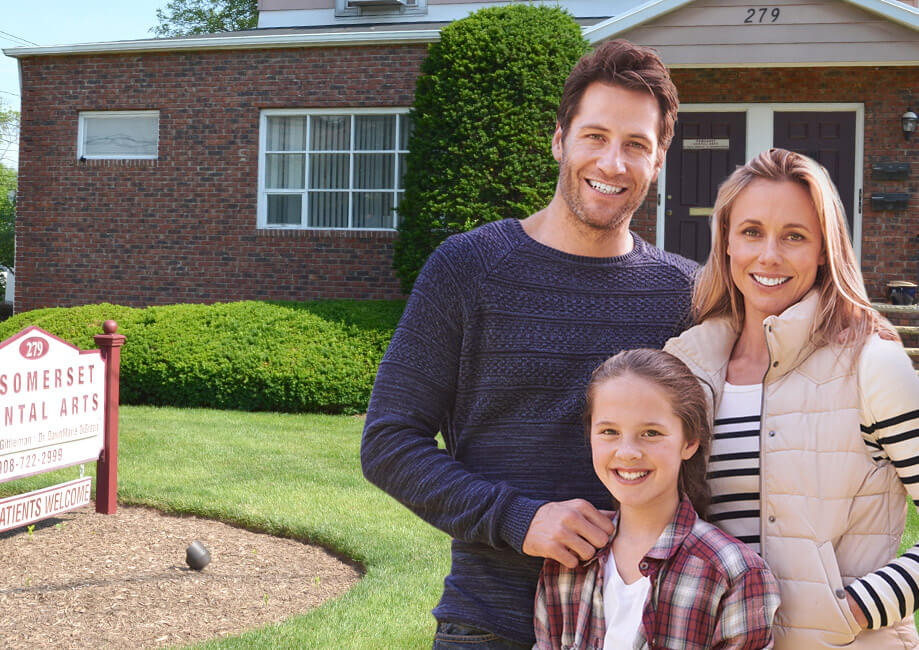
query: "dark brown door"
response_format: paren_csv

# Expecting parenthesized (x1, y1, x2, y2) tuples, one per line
(773, 112, 856, 233)
(665, 112, 746, 263)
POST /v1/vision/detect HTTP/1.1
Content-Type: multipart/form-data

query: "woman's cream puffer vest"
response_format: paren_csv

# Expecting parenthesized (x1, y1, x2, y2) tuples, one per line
(664, 292, 919, 649)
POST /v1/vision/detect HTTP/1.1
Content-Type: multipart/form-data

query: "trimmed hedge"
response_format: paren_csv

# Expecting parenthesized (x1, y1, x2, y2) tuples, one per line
(0, 300, 405, 414)
(393, 4, 589, 292)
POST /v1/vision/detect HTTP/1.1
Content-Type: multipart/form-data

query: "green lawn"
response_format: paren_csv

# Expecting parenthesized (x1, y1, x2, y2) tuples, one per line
(0, 405, 450, 649)
(3, 405, 918, 645)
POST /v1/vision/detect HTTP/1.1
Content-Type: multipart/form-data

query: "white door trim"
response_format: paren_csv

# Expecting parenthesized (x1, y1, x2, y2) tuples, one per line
(656, 103, 864, 262)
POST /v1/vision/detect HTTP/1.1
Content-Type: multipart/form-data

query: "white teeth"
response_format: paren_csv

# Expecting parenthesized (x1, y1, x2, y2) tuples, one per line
(616, 469, 649, 480)
(588, 179, 625, 195)
(753, 274, 790, 287)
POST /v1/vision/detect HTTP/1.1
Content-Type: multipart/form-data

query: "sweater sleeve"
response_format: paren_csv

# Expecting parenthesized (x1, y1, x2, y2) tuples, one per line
(845, 335, 919, 629)
(360, 238, 545, 552)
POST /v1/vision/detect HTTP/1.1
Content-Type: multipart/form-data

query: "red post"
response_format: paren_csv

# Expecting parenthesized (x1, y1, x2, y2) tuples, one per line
(94, 320, 125, 514)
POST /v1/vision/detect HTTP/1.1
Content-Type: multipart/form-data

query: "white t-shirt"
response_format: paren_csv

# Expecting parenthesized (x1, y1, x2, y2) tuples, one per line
(602, 547, 651, 650)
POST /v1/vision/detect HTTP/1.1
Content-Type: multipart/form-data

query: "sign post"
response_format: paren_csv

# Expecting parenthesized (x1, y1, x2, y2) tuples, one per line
(93, 320, 125, 515)
(0, 321, 124, 531)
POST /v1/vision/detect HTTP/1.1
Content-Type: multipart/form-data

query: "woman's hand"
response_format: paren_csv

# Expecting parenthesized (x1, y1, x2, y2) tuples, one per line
(845, 591, 869, 630)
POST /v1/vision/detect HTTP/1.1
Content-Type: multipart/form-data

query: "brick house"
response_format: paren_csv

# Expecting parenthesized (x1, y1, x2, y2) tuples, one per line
(3, 0, 918, 312)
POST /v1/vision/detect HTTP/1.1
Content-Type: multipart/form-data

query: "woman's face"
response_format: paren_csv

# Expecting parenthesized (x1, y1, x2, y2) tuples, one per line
(727, 179, 826, 326)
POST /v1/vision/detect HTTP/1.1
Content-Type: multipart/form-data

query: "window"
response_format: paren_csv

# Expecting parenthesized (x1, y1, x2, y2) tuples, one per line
(78, 111, 159, 159)
(259, 110, 412, 230)
(335, 0, 426, 18)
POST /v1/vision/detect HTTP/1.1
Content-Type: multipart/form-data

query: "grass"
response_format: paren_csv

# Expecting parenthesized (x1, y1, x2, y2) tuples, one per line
(0, 405, 450, 649)
(2, 404, 918, 644)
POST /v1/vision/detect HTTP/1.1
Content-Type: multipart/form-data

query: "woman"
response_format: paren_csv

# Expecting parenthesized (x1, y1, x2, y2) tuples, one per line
(665, 148, 919, 649)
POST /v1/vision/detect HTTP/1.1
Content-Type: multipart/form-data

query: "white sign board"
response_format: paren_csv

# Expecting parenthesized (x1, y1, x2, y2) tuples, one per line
(0, 477, 92, 533)
(0, 327, 105, 483)
(683, 138, 730, 150)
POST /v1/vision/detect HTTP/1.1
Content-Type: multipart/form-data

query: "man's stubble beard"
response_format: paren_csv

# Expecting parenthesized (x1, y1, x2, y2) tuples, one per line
(557, 152, 651, 234)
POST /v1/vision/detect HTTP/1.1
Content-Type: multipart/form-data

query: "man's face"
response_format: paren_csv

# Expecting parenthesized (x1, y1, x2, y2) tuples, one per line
(552, 82, 663, 234)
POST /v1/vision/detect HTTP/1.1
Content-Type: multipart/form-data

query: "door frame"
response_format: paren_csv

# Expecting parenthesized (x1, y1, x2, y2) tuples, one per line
(657, 103, 865, 262)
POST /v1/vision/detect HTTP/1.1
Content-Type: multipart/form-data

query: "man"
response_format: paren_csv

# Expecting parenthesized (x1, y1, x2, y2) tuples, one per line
(362, 39, 696, 649)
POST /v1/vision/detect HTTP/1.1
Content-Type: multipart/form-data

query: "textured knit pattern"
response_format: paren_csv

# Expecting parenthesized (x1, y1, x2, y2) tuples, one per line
(534, 498, 780, 649)
(361, 219, 696, 644)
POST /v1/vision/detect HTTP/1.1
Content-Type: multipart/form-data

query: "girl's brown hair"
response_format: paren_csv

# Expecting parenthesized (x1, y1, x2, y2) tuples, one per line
(694, 148, 897, 350)
(584, 348, 712, 519)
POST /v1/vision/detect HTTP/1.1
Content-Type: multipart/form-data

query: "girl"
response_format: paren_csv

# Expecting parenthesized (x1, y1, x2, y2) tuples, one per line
(534, 348, 779, 649)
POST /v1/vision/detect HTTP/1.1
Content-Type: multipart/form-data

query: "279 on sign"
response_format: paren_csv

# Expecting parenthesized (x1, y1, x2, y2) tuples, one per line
(18, 336, 48, 360)
(744, 7, 780, 23)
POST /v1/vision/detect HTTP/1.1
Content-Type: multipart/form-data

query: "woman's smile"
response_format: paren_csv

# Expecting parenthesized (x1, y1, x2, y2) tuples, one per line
(727, 179, 826, 325)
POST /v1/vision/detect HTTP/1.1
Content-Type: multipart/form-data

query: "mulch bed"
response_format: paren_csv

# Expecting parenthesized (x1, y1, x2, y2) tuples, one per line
(0, 503, 361, 649)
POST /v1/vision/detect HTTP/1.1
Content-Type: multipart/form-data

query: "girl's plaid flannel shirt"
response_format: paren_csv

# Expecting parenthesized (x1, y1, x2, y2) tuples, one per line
(534, 498, 780, 649)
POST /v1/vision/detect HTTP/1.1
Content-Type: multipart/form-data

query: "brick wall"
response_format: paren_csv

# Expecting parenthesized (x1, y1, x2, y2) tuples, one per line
(15, 50, 918, 310)
(16, 45, 426, 311)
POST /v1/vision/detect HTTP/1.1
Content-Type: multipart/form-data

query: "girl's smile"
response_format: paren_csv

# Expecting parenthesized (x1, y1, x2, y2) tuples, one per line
(590, 373, 699, 518)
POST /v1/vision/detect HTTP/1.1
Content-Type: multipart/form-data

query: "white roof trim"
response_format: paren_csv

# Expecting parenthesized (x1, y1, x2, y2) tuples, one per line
(2, 28, 441, 58)
(4, 0, 916, 59)
(582, 0, 698, 42)
(852, 0, 919, 30)
(584, 0, 919, 43)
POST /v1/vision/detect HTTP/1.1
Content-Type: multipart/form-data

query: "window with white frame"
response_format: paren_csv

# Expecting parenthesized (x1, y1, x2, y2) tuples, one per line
(259, 110, 412, 230)
(78, 111, 159, 159)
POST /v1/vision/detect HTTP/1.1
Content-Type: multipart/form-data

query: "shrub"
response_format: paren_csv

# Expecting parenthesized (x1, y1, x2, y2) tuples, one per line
(393, 4, 589, 292)
(0, 300, 405, 414)
(0, 163, 15, 270)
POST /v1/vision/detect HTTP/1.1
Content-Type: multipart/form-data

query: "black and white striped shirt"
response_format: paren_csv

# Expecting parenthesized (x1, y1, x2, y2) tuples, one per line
(703, 337, 919, 631)
(707, 382, 762, 554)
(847, 336, 919, 630)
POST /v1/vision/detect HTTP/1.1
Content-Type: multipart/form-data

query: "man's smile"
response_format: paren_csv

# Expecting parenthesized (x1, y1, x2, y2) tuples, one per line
(587, 179, 626, 195)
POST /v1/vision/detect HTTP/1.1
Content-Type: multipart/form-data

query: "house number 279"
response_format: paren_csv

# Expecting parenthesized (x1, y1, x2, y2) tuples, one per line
(744, 7, 780, 23)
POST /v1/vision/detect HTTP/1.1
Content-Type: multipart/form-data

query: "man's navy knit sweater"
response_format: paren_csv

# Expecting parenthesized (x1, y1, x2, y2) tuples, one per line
(361, 219, 696, 644)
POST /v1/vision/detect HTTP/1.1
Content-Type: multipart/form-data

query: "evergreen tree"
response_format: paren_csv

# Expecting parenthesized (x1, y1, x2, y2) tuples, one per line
(393, 5, 588, 292)
(0, 103, 17, 280)
(0, 165, 15, 300)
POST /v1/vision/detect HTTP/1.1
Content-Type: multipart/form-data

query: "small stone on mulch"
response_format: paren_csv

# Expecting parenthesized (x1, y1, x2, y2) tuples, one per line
(0, 503, 361, 649)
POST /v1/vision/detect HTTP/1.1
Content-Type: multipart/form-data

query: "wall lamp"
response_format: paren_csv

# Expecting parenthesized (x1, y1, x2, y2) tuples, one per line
(904, 107, 918, 141)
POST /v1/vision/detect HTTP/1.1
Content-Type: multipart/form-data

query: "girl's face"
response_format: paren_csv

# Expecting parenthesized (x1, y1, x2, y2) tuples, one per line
(726, 179, 825, 325)
(590, 373, 698, 517)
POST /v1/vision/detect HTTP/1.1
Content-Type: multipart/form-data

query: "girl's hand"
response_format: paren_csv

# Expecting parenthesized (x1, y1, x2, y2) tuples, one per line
(845, 591, 869, 630)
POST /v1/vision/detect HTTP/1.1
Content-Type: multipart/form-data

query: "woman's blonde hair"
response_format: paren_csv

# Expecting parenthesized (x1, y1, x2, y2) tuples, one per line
(694, 148, 896, 349)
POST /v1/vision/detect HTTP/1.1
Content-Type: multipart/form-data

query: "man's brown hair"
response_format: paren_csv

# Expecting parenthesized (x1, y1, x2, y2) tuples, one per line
(556, 39, 678, 165)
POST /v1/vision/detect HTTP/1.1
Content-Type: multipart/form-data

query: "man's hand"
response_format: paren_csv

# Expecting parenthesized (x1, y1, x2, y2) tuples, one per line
(522, 499, 614, 568)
